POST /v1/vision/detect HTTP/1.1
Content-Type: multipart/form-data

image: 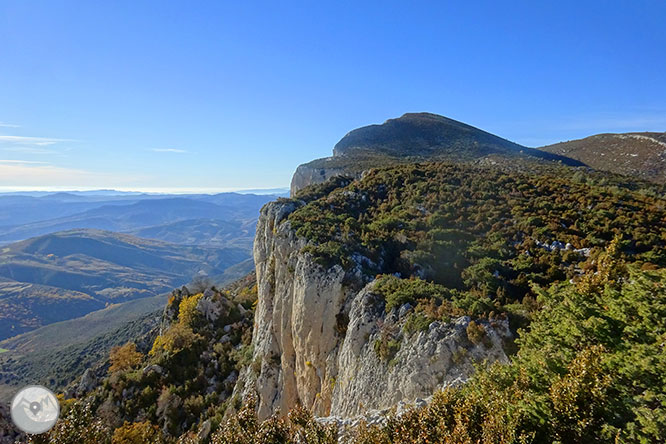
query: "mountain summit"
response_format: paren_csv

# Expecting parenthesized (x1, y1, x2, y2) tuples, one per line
(291, 112, 582, 194)
(333, 112, 527, 158)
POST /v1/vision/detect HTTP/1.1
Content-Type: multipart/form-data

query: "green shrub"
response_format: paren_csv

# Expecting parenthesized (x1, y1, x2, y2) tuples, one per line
(374, 275, 452, 313)
(403, 311, 431, 335)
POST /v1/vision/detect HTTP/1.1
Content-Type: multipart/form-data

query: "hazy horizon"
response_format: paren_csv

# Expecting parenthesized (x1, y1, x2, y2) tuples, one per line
(0, 185, 290, 195)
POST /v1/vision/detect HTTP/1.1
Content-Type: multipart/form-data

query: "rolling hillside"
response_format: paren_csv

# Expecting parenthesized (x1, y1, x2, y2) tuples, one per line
(0, 259, 256, 404)
(127, 218, 256, 249)
(0, 297, 164, 403)
(0, 229, 248, 340)
(539, 132, 666, 183)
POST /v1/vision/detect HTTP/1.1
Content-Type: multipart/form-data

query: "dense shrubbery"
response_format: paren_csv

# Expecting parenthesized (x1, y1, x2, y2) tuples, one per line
(374, 275, 454, 313)
(108, 343, 143, 374)
(354, 249, 666, 443)
(289, 161, 666, 333)
(207, 396, 337, 444)
(55, 248, 663, 443)
(290, 162, 665, 274)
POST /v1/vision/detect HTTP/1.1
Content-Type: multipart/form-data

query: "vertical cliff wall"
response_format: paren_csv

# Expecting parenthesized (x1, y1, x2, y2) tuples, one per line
(245, 200, 511, 419)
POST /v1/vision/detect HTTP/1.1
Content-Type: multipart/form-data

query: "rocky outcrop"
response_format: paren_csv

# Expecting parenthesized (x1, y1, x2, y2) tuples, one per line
(249, 199, 357, 418)
(244, 200, 512, 420)
(332, 293, 510, 417)
(290, 158, 358, 196)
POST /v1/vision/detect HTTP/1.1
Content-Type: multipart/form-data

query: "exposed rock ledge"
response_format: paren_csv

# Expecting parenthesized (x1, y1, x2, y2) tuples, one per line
(241, 200, 511, 420)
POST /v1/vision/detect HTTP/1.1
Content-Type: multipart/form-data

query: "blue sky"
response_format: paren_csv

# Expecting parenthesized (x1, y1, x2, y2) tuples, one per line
(1, 1, 665, 192)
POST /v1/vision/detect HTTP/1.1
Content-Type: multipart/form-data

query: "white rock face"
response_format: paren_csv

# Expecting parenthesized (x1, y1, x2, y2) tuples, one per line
(332, 287, 510, 417)
(290, 160, 355, 196)
(246, 200, 512, 420)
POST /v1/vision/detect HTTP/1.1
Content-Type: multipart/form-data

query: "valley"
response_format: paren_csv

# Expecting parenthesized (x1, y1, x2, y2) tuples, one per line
(0, 191, 280, 341)
(0, 229, 247, 340)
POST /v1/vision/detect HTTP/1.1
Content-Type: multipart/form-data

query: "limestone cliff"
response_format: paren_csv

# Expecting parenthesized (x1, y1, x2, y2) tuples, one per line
(290, 158, 357, 197)
(244, 200, 512, 420)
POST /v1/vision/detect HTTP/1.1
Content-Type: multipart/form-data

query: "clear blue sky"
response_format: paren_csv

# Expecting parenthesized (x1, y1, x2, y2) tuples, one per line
(1, 1, 665, 192)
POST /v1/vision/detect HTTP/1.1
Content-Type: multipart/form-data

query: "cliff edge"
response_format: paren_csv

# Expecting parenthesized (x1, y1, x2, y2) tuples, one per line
(243, 199, 511, 419)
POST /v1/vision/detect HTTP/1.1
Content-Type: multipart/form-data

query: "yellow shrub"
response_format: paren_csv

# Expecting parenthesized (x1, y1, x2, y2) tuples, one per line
(108, 343, 142, 374)
(149, 323, 200, 356)
(178, 293, 203, 327)
(112, 421, 162, 443)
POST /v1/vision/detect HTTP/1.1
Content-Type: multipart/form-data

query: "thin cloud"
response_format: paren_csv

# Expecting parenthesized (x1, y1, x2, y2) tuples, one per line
(1, 146, 63, 155)
(0, 122, 20, 128)
(0, 135, 76, 147)
(151, 148, 189, 153)
(0, 159, 48, 165)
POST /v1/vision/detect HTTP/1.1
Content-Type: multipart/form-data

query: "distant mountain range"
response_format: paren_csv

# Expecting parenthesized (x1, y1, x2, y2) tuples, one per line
(0, 190, 276, 386)
(291, 112, 665, 194)
(0, 192, 278, 244)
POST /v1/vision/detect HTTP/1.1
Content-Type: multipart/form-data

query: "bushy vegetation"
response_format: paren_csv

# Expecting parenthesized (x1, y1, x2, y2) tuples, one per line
(108, 343, 143, 374)
(207, 396, 337, 444)
(53, 246, 663, 443)
(22, 160, 666, 443)
(289, 161, 666, 334)
(353, 248, 666, 443)
(30, 274, 258, 443)
(112, 421, 163, 443)
(291, 162, 665, 275)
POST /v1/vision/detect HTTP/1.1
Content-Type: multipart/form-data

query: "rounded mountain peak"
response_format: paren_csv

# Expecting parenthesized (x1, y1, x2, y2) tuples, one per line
(332, 112, 523, 158)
